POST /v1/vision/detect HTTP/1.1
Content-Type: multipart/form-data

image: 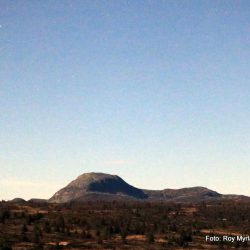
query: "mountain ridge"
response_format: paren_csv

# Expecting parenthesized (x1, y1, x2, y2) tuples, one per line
(48, 172, 250, 203)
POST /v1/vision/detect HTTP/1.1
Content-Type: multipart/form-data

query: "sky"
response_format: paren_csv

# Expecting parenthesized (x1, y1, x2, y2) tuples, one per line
(1, 0, 250, 200)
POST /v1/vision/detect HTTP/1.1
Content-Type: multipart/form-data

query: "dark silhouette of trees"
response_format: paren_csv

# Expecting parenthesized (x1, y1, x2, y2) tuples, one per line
(1, 200, 250, 249)
(146, 231, 155, 243)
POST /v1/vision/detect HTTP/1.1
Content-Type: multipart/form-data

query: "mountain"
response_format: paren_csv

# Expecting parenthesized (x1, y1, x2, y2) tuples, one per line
(9, 198, 26, 203)
(49, 173, 148, 203)
(49, 172, 246, 203)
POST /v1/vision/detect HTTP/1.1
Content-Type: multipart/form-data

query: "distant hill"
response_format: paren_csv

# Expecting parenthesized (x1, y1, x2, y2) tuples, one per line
(49, 172, 249, 203)
(143, 186, 221, 202)
(9, 198, 26, 203)
(28, 198, 48, 204)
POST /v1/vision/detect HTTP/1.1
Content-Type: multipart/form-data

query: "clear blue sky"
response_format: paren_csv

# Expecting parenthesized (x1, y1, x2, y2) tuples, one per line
(1, 0, 250, 199)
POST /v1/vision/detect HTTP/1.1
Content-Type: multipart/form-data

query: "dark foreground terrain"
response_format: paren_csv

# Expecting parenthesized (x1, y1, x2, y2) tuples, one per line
(0, 200, 250, 250)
